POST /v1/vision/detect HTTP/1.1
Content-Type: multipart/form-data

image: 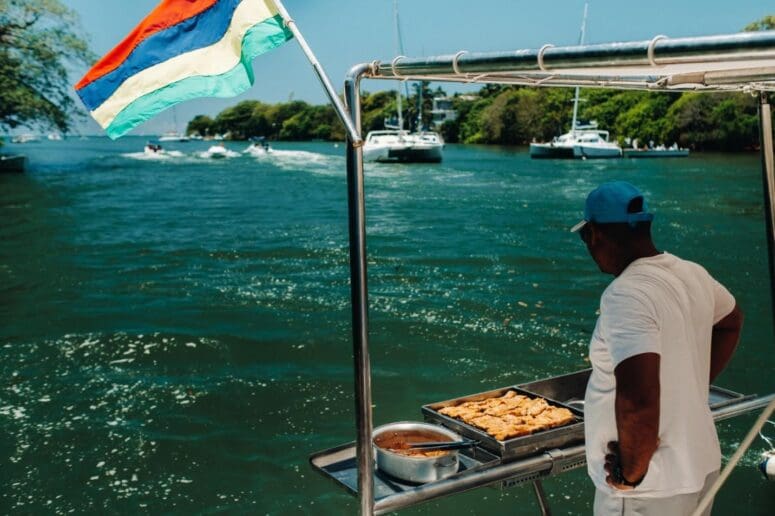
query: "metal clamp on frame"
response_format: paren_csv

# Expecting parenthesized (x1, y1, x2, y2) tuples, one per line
(391, 55, 407, 80)
(537, 44, 554, 72)
(452, 50, 468, 76)
(648, 34, 668, 67)
(544, 448, 567, 477)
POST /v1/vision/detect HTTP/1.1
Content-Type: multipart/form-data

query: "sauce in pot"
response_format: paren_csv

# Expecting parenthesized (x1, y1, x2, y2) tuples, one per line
(374, 429, 453, 458)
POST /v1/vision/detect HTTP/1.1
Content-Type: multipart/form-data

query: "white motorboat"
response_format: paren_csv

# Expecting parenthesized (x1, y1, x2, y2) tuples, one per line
(363, 130, 444, 163)
(142, 142, 183, 159)
(530, 124, 623, 159)
(244, 138, 272, 156)
(199, 144, 239, 159)
(144, 142, 164, 155)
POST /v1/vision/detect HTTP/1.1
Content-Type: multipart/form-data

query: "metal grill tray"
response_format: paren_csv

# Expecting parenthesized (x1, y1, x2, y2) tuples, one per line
(422, 386, 584, 460)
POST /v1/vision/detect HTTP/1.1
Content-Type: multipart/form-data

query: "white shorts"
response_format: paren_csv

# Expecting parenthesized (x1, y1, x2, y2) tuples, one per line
(593, 470, 719, 516)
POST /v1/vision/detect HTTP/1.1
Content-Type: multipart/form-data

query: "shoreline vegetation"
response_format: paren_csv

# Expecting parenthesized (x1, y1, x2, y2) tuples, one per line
(185, 16, 774, 152)
(185, 85, 769, 152)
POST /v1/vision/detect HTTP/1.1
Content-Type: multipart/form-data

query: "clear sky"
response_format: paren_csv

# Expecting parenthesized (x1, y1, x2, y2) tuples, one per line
(62, 0, 771, 135)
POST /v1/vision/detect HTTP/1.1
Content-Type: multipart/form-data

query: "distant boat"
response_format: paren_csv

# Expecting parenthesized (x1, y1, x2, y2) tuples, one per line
(624, 143, 690, 158)
(199, 144, 239, 159)
(11, 134, 39, 144)
(363, 130, 444, 163)
(0, 154, 27, 173)
(529, 4, 622, 160)
(530, 122, 623, 159)
(144, 141, 165, 156)
(363, 0, 444, 164)
(244, 137, 272, 156)
(158, 131, 190, 142)
(47, 133, 63, 141)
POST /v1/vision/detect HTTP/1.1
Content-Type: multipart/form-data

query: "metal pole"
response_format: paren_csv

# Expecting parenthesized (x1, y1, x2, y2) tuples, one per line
(273, 0, 362, 145)
(532, 480, 552, 516)
(345, 63, 374, 516)
(760, 93, 775, 336)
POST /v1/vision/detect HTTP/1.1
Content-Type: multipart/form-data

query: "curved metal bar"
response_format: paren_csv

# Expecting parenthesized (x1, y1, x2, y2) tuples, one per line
(373, 31, 775, 79)
(345, 62, 374, 516)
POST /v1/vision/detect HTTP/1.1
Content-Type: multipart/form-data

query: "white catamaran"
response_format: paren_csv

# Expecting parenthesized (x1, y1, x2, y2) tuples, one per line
(362, 0, 444, 163)
(529, 4, 622, 160)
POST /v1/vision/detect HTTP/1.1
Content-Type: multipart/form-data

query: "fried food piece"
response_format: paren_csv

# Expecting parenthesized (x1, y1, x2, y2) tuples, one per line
(437, 391, 575, 441)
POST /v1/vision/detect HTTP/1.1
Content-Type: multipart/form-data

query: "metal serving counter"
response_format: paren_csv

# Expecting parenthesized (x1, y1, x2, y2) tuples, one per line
(310, 369, 775, 515)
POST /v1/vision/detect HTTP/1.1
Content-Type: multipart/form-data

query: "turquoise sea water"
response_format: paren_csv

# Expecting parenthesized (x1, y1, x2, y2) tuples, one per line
(1, 138, 773, 515)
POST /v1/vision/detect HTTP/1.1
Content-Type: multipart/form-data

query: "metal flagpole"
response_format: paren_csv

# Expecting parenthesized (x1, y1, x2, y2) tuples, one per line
(345, 63, 375, 516)
(272, 0, 363, 146)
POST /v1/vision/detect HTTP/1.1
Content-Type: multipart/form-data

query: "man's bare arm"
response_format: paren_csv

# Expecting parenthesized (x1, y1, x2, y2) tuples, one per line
(612, 352, 660, 485)
(710, 304, 743, 383)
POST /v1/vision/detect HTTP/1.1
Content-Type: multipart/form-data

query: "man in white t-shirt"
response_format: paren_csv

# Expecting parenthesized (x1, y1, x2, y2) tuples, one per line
(571, 181, 743, 516)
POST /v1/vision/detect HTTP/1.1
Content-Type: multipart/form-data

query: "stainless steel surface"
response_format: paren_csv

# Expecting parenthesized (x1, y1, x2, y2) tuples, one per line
(760, 93, 775, 334)
(311, 366, 773, 515)
(273, 1, 361, 145)
(345, 63, 374, 516)
(373, 422, 461, 484)
(373, 445, 587, 515)
(422, 386, 584, 460)
(709, 392, 775, 422)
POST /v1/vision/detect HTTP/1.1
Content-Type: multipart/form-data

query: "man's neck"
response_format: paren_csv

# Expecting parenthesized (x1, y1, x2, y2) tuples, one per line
(613, 241, 660, 276)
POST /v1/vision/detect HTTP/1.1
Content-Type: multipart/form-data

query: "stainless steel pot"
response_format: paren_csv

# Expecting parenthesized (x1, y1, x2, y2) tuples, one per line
(373, 421, 461, 483)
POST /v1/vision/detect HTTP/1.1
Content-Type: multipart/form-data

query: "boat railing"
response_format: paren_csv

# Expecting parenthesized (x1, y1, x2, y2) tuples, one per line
(333, 30, 775, 515)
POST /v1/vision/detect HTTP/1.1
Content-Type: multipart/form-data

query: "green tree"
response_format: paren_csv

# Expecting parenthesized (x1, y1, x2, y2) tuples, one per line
(744, 15, 775, 31)
(0, 0, 93, 133)
(186, 115, 214, 137)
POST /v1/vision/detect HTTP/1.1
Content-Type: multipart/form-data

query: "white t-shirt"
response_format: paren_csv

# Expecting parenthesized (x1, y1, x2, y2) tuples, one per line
(584, 252, 736, 498)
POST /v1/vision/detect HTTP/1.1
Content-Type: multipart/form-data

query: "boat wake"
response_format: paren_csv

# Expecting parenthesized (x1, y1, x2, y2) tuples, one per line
(261, 150, 344, 175)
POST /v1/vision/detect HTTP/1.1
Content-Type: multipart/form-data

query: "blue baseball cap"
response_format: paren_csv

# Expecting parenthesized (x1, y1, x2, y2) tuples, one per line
(570, 181, 654, 232)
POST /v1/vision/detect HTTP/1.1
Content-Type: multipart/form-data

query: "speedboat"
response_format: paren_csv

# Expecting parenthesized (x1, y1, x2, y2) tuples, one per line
(363, 130, 444, 163)
(144, 142, 164, 155)
(244, 138, 272, 156)
(142, 141, 183, 159)
(530, 125, 622, 159)
(199, 144, 239, 159)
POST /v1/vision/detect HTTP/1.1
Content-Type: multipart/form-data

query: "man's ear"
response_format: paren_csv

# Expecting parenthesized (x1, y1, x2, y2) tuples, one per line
(588, 224, 601, 245)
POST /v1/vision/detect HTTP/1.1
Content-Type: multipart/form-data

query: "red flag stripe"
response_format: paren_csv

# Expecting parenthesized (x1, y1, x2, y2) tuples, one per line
(75, 0, 219, 89)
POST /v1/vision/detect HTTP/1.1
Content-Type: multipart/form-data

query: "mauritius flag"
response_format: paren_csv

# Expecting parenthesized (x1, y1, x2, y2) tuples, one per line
(75, 0, 293, 139)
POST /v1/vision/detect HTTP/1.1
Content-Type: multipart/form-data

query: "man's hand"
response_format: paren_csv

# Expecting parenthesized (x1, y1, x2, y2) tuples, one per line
(604, 441, 643, 491)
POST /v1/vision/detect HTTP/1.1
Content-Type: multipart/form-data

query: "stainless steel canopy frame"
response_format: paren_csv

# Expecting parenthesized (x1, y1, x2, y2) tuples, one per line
(341, 31, 775, 516)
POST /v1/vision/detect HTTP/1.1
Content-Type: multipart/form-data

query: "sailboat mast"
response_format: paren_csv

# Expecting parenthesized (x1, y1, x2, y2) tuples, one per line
(393, 0, 404, 130)
(570, 3, 588, 135)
